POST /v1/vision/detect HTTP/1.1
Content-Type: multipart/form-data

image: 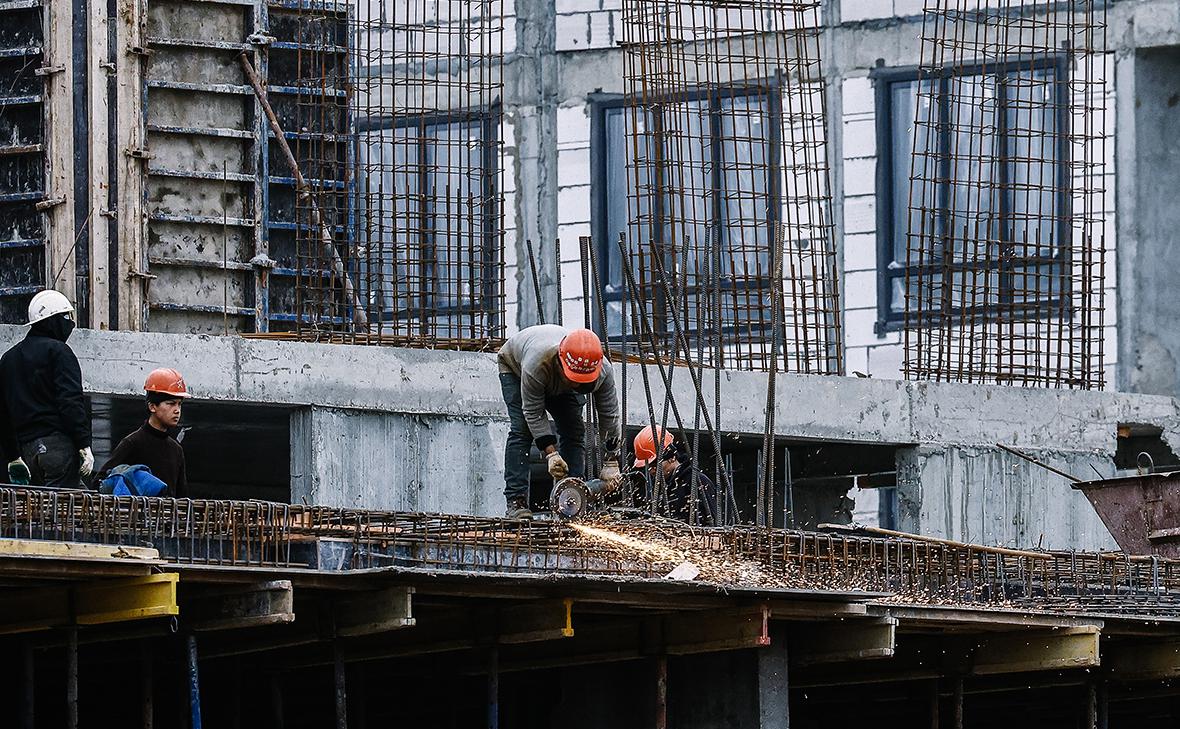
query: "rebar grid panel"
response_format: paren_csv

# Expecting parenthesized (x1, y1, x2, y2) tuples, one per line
(281, 0, 505, 348)
(0, 489, 295, 567)
(6, 486, 1180, 617)
(617, 0, 841, 375)
(715, 527, 1180, 616)
(903, 0, 1108, 388)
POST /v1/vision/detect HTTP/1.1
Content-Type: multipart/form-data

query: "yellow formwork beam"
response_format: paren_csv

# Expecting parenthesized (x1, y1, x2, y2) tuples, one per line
(75, 573, 179, 625)
(0, 573, 179, 635)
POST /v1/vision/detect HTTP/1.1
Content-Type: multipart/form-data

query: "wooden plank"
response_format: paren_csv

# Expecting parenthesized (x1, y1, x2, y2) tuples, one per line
(871, 604, 1104, 633)
(790, 618, 897, 666)
(184, 580, 295, 631)
(497, 598, 574, 644)
(970, 627, 1100, 675)
(0, 538, 158, 561)
(116, 0, 146, 329)
(662, 605, 771, 655)
(335, 586, 415, 637)
(42, 0, 74, 304)
(88, 0, 111, 328)
(1104, 637, 1180, 681)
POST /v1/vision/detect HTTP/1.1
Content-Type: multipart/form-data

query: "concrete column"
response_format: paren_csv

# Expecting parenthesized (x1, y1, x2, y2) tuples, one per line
(510, 0, 559, 328)
(758, 626, 790, 729)
(1117, 47, 1180, 397)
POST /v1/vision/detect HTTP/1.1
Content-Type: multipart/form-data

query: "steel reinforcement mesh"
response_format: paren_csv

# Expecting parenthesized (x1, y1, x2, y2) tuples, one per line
(5, 487, 1180, 617)
(902, 0, 1108, 388)
(616, 0, 841, 375)
(278, 0, 505, 348)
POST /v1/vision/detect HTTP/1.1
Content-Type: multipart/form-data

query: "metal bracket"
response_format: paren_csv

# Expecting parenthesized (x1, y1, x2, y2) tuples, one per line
(124, 147, 153, 160)
(100, 209, 118, 220)
(126, 268, 157, 282)
(34, 64, 65, 76)
(126, 44, 151, 57)
(246, 32, 274, 46)
(99, 61, 116, 74)
(249, 253, 276, 269)
(34, 196, 67, 212)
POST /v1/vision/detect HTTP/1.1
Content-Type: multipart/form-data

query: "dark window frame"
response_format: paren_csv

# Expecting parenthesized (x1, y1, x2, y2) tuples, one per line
(589, 83, 784, 342)
(355, 106, 502, 326)
(871, 56, 1071, 334)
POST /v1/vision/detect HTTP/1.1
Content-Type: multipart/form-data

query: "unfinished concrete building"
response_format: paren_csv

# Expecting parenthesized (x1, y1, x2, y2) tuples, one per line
(3, 0, 1180, 725)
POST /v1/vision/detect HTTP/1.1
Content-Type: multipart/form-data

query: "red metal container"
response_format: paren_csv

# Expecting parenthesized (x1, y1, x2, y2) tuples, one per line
(1072, 472, 1180, 557)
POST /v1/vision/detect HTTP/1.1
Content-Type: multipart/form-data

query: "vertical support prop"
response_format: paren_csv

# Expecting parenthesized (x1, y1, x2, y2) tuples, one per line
(758, 624, 789, 729)
(186, 634, 203, 729)
(951, 676, 963, 729)
(21, 640, 34, 729)
(654, 655, 667, 729)
(270, 673, 284, 729)
(334, 642, 348, 729)
(141, 641, 154, 729)
(487, 646, 499, 729)
(928, 679, 939, 729)
(66, 627, 78, 729)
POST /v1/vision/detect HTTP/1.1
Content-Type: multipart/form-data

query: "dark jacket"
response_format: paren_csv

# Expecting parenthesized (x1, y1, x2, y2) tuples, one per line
(662, 462, 719, 526)
(0, 326, 90, 462)
(98, 422, 187, 498)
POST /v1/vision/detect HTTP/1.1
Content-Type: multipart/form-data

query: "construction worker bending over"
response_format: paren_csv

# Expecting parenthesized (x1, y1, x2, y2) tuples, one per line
(633, 425, 719, 526)
(97, 368, 190, 498)
(498, 325, 622, 519)
(0, 290, 93, 487)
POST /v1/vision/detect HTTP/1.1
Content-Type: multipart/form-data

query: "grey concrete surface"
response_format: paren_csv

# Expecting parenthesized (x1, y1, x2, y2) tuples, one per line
(1, 324, 1175, 542)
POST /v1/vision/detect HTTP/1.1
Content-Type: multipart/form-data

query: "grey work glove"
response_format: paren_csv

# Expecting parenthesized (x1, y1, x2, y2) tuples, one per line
(78, 447, 94, 477)
(546, 451, 569, 480)
(7, 458, 30, 485)
(599, 459, 622, 490)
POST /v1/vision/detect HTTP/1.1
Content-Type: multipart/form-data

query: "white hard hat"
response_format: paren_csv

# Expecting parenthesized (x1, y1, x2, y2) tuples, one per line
(27, 289, 75, 325)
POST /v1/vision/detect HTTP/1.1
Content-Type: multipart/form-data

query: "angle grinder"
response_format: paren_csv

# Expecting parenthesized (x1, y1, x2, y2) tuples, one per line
(549, 476, 613, 519)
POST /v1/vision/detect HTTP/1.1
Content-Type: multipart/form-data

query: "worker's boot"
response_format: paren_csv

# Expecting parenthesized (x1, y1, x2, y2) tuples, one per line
(506, 498, 533, 520)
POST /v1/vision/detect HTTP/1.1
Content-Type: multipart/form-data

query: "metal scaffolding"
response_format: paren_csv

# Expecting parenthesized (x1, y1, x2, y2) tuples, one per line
(616, 0, 841, 376)
(275, 0, 506, 348)
(902, 0, 1108, 388)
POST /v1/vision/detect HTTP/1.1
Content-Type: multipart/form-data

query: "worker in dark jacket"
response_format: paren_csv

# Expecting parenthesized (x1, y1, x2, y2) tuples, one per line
(98, 368, 189, 497)
(0, 290, 93, 487)
(633, 426, 719, 526)
(497, 325, 622, 519)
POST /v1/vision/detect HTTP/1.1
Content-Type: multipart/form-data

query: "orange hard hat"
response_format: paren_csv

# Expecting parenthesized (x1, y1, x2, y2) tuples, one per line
(558, 328, 603, 384)
(633, 425, 674, 468)
(144, 367, 190, 398)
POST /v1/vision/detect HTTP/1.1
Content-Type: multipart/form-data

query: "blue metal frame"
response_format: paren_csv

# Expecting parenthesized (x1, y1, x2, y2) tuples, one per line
(589, 85, 783, 342)
(356, 108, 501, 327)
(871, 56, 1071, 334)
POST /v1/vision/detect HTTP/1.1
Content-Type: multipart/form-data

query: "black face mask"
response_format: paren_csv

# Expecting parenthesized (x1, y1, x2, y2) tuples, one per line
(30, 313, 75, 342)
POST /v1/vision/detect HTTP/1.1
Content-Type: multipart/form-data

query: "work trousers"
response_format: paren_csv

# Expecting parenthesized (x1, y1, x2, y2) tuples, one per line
(19, 432, 81, 489)
(500, 372, 586, 504)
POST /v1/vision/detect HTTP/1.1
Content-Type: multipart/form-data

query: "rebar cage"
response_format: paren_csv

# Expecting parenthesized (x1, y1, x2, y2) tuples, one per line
(282, 0, 506, 348)
(616, 0, 842, 375)
(902, 0, 1108, 388)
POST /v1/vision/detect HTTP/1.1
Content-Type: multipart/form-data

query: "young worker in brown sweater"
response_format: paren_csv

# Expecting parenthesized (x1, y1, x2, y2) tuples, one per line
(98, 368, 189, 497)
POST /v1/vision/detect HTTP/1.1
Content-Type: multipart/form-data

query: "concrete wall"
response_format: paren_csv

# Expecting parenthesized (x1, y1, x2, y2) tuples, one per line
(291, 407, 507, 513)
(1117, 46, 1180, 396)
(4, 324, 1178, 544)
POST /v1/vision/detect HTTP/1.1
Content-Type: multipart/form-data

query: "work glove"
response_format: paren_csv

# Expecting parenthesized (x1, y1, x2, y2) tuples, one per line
(546, 451, 569, 480)
(7, 458, 29, 485)
(78, 447, 94, 477)
(599, 458, 622, 490)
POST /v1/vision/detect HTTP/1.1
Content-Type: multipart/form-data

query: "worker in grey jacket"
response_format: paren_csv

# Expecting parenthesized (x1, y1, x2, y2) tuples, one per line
(497, 325, 622, 519)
